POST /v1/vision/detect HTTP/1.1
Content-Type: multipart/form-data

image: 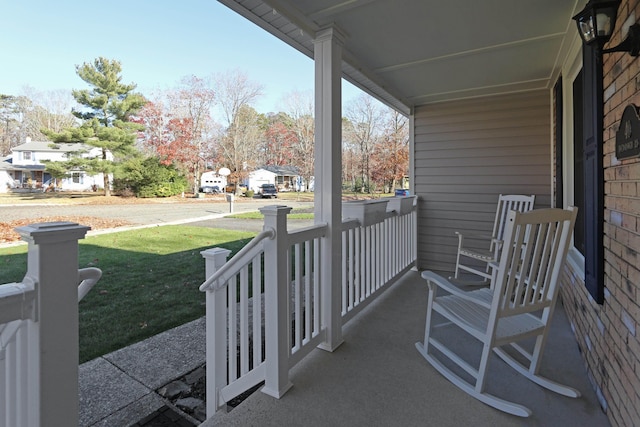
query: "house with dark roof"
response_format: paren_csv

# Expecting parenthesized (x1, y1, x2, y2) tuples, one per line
(1, 138, 111, 192)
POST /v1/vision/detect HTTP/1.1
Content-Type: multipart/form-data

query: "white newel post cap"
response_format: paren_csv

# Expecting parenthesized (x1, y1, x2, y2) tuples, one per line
(16, 221, 90, 244)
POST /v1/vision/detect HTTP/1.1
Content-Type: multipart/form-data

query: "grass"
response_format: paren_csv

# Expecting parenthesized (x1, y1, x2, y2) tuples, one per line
(228, 208, 314, 220)
(0, 225, 256, 363)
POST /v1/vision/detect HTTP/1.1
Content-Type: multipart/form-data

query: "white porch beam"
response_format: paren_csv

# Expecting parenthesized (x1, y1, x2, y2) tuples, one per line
(314, 26, 345, 352)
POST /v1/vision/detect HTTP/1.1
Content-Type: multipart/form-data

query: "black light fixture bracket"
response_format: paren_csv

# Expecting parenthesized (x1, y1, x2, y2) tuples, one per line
(602, 23, 640, 56)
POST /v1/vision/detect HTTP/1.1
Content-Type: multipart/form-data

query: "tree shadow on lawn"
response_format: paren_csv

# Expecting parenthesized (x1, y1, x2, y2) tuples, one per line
(0, 229, 255, 363)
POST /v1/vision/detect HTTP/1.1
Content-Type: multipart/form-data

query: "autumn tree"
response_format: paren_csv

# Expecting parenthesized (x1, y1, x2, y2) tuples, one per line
(137, 76, 216, 193)
(370, 109, 409, 192)
(166, 76, 216, 193)
(263, 116, 296, 166)
(344, 94, 383, 192)
(44, 57, 146, 196)
(215, 70, 263, 192)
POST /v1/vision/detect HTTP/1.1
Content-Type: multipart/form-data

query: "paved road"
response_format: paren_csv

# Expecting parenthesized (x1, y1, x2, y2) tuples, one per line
(0, 198, 315, 233)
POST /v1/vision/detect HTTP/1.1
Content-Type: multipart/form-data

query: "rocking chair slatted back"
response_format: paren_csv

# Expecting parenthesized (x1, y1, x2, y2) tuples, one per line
(492, 195, 537, 252)
(493, 208, 576, 316)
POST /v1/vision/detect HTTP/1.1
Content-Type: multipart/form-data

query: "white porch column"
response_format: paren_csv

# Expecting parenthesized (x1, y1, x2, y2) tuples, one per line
(314, 27, 345, 352)
(16, 221, 90, 427)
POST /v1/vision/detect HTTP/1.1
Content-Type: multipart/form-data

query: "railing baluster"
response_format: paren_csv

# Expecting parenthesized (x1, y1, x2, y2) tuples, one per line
(294, 243, 302, 351)
(252, 257, 262, 369)
(228, 274, 238, 382)
(304, 240, 312, 344)
(341, 231, 348, 315)
(356, 227, 361, 303)
(240, 266, 249, 376)
(7, 330, 17, 427)
(314, 237, 321, 335)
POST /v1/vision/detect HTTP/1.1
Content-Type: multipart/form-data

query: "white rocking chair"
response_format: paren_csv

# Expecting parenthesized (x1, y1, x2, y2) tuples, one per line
(453, 194, 535, 285)
(416, 207, 579, 417)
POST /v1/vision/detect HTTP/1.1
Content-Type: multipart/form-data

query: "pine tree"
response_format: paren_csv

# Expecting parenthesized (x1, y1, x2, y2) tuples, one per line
(45, 57, 146, 196)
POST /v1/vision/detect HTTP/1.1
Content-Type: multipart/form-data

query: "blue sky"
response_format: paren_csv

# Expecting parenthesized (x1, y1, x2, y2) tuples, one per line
(0, 0, 361, 115)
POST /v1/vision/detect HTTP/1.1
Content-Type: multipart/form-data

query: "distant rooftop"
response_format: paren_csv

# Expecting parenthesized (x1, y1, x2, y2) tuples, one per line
(12, 139, 91, 153)
(263, 165, 300, 176)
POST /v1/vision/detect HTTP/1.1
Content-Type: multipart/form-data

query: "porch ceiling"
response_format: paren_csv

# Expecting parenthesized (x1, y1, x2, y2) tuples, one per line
(219, 0, 582, 114)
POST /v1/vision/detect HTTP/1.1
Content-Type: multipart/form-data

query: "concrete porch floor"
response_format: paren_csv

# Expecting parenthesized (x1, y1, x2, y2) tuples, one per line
(202, 270, 610, 427)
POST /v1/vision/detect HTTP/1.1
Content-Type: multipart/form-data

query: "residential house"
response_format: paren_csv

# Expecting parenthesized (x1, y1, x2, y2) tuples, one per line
(244, 167, 277, 193)
(0, 156, 16, 191)
(244, 166, 304, 192)
(199, 170, 227, 191)
(264, 165, 302, 191)
(3, 138, 110, 192)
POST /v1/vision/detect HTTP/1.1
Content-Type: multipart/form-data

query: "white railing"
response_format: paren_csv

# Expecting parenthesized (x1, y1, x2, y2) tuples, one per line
(0, 222, 99, 427)
(341, 196, 417, 322)
(200, 206, 327, 415)
(201, 197, 417, 418)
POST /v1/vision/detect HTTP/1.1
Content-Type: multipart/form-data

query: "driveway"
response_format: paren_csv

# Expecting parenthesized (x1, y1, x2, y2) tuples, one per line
(0, 197, 315, 234)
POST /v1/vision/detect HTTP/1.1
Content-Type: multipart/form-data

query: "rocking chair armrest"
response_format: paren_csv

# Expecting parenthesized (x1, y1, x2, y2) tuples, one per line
(421, 270, 492, 308)
(455, 231, 493, 244)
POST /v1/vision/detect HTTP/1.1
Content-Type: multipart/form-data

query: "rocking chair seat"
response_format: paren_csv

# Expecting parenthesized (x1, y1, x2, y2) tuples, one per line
(458, 247, 495, 262)
(434, 291, 545, 343)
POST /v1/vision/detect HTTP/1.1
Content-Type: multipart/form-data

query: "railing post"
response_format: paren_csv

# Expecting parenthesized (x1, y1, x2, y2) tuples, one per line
(201, 247, 232, 416)
(15, 221, 90, 427)
(259, 205, 293, 398)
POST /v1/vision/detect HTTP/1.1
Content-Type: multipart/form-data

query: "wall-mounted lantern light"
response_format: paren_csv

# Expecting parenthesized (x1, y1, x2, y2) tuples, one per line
(574, 0, 640, 56)
(573, 0, 619, 46)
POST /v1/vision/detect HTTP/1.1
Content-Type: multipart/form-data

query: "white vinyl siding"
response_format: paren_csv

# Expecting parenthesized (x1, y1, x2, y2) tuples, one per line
(414, 90, 552, 274)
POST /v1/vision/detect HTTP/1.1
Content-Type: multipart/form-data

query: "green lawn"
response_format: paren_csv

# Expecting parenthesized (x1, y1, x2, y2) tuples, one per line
(0, 225, 256, 363)
(228, 208, 314, 220)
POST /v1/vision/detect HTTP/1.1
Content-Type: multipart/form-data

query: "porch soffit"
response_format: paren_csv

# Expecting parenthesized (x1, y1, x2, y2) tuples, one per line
(219, 0, 583, 114)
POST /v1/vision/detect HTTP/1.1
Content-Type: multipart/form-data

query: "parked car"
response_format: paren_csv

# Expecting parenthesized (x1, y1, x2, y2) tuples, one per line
(259, 183, 278, 198)
(199, 185, 221, 194)
(225, 183, 247, 194)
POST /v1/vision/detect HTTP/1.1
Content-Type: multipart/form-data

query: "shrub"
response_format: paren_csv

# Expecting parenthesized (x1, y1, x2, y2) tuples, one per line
(245, 190, 255, 198)
(114, 157, 187, 197)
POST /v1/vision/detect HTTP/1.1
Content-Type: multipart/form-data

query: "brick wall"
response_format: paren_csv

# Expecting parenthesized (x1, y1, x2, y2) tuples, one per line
(560, 1, 640, 425)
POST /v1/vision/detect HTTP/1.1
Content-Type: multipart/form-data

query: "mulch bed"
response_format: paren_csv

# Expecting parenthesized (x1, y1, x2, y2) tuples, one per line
(0, 216, 132, 243)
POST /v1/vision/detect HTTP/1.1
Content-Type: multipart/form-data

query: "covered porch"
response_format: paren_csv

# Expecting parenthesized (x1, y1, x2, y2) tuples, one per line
(202, 269, 607, 426)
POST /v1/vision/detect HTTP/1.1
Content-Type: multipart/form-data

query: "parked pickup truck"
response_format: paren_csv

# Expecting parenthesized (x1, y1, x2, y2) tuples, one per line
(259, 183, 278, 198)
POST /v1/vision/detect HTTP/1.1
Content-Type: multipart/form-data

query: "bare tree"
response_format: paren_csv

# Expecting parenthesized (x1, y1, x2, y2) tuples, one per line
(26, 88, 78, 134)
(344, 93, 383, 192)
(282, 90, 314, 191)
(215, 70, 263, 192)
(0, 91, 76, 155)
(371, 108, 409, 192)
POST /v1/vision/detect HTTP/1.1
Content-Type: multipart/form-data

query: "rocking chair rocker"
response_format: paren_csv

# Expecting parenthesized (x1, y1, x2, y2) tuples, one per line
(416, 207, 579, 417)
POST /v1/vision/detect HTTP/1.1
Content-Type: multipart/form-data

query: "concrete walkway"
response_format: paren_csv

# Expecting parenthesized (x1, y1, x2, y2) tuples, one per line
(79, 318, 206, 426)
(80, 270, 610, 427)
